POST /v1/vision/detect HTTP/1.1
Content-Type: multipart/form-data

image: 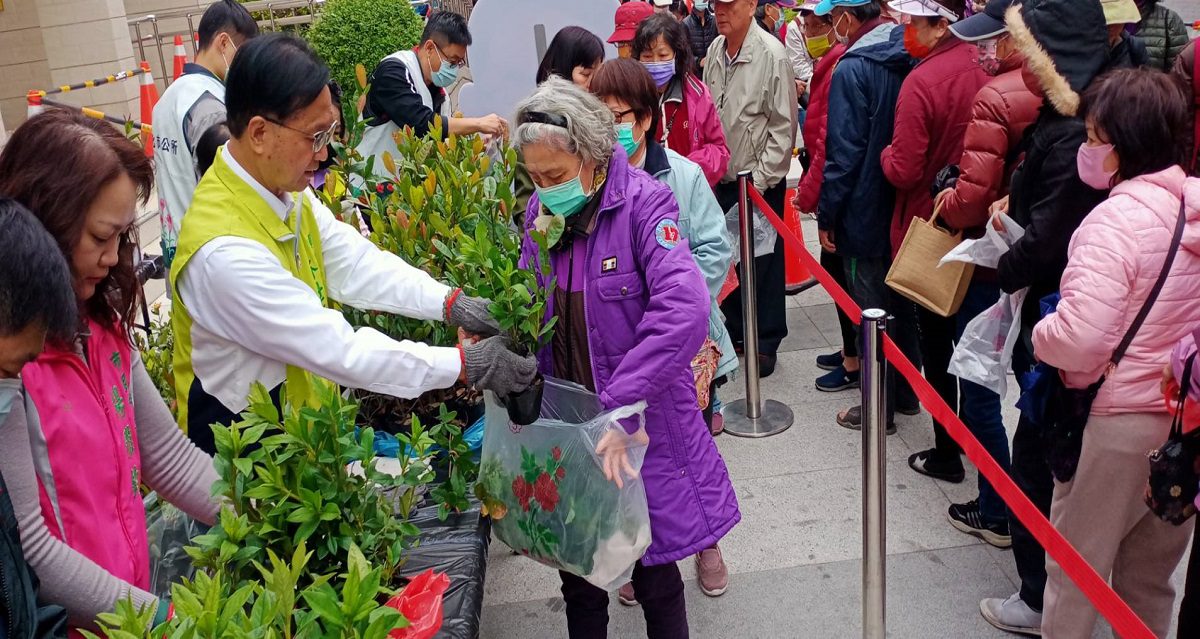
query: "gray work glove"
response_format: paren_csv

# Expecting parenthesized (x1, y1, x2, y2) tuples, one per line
(460, 336, 538, 397)
(445, 288, 501, 337)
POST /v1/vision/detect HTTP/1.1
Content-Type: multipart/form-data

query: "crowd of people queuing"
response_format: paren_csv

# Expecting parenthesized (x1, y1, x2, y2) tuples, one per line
(1, 0, 1200, 636)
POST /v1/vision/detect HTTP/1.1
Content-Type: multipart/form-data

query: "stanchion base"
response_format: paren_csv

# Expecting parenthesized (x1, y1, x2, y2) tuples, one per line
(723, 399, 794, 438)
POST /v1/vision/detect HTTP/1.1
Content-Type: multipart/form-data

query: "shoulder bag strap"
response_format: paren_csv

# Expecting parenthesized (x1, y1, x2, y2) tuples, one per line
(1172, 353, 1195, 438)
(1111, 196, 1187, 367)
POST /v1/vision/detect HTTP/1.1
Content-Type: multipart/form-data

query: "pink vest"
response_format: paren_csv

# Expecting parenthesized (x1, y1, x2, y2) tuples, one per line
(20, 319, 148, 629)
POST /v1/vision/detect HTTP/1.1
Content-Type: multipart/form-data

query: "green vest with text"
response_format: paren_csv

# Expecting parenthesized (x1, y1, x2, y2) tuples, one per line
(169, 146, 334, 437)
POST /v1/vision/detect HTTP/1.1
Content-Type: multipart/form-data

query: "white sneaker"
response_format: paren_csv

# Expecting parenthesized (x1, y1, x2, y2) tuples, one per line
(980, 593, 1042, 636)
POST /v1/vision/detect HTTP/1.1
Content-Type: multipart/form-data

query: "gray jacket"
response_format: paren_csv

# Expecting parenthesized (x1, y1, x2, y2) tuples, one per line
(703, 22, 797, 191)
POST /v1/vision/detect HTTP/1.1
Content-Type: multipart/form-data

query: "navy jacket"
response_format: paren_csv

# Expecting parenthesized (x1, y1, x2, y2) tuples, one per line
(817, 23, 914, 259)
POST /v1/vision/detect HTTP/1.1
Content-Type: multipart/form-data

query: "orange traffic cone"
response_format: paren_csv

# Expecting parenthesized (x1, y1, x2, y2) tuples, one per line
(139, 61, 159, 157)
(26, 90, 45, 119)
(784, 187, 817, 294)
(172, 35, 187, 81)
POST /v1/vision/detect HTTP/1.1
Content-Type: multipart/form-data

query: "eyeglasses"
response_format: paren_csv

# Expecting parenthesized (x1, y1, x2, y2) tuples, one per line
(610, 108, 635, 122)
(264, 116, 338, 153)
(434, 45, 466, 69)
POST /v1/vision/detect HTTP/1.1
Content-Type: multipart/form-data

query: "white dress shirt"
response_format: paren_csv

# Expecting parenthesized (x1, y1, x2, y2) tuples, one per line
(176, 145, 462, 416)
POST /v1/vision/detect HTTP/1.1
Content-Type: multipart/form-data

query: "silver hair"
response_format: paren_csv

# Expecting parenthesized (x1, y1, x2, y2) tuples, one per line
(512, 76, 615, 165)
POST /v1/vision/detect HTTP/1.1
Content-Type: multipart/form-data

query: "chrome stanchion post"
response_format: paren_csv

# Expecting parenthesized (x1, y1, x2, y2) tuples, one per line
(861, 309, 888, 639)
(725, 171, 794, 438)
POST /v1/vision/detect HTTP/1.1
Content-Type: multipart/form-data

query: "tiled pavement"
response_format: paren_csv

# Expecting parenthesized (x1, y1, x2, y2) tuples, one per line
(479, 218, 1189, 639)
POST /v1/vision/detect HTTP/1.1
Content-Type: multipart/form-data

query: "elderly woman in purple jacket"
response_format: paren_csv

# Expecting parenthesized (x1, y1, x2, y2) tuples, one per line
(514, 77, 740, 639)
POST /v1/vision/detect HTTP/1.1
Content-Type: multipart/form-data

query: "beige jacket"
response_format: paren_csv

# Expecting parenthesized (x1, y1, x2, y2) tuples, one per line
(703, 22, 797, 191)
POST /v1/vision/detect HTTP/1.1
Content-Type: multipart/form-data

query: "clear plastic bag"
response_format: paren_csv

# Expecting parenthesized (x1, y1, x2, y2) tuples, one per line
(948, 289, 1027, 398)
(476, 377, 651, 591)
(943, 212, 1028, 397)
(143, 492, 203, 598)
(725, 202, 779, 260)
(938, 212, 1025, 270)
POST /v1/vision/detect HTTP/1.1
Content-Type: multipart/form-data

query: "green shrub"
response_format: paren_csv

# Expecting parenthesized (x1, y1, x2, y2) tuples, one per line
(306, 0, 424, 104)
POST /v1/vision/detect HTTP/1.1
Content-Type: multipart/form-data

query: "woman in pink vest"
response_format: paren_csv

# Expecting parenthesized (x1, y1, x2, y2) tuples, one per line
(0, 109, 221, 635)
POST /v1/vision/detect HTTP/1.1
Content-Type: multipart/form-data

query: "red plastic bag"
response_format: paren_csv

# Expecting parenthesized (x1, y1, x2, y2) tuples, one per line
(717, 263, 739, 305)
(385, 569, 450, 639)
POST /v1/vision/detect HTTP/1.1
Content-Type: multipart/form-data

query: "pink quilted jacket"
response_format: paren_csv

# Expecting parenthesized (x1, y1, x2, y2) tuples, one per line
(1033, 166, 1200, 415)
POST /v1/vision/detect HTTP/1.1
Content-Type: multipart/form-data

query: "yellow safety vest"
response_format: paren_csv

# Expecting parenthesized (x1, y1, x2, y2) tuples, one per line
(169, 146, 334, 436)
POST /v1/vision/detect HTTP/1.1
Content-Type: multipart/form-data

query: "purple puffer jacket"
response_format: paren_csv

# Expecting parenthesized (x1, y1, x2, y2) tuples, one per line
(519, 145, 741, 565)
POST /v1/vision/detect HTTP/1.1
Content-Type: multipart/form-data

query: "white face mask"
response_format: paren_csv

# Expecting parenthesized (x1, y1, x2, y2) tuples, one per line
(220, 36, 239, 81)
(833, 12, 852, 44)
(0, 378, 22, 426)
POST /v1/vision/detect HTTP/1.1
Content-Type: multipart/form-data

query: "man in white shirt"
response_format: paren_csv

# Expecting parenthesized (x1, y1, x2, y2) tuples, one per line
(169, 33, 536, 453)
(153, 0, 258, 270)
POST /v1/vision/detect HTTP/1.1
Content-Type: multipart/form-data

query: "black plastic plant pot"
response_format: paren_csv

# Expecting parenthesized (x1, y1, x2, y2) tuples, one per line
(503, 374, 544, 426)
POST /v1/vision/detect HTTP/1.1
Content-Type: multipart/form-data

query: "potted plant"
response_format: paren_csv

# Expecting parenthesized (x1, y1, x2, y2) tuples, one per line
(86, 382, 450, 638)
(314, 75, 555, 501)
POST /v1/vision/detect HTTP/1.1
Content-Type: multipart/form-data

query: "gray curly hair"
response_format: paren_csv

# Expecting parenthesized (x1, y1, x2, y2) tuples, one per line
(512, 76, 616, 166)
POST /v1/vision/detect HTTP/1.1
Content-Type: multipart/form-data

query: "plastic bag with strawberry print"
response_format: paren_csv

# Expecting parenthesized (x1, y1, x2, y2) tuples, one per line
(475, 377, 651, 591)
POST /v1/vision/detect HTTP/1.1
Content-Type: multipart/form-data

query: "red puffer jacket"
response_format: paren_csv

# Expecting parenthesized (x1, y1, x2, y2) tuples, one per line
(938, 56, 1042, 234)
(794, 42, 848, 214)
(880, 36, 989, 255)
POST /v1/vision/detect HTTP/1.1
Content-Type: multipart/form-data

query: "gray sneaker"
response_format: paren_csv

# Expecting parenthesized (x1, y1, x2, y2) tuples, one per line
(980, 593, 1042, 636)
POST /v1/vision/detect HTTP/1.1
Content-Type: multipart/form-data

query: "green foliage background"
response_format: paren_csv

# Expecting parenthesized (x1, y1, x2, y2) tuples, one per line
(306, 0, 425, 112)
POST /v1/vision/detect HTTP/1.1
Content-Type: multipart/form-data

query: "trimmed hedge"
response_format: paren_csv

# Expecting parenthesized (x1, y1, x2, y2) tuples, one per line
(306, 0, 424, 102)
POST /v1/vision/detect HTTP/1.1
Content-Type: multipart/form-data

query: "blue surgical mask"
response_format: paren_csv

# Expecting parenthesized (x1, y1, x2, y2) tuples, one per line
(430, 46, 460, 88)
(641, 59, 676, 88)
(537, 161, 592, 217)
(615, 123, 643, 158)
(694, 0, 710, 9)
(0, 378, 21, 426)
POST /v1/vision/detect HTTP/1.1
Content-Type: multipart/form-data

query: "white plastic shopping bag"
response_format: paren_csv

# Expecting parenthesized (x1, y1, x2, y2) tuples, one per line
(943, 213, 1028, 397)
(477, 377, 652, 591)
(938, 212, 1025, 269)
(949, 288, 1028, 397)
(725, 202, 779, 260)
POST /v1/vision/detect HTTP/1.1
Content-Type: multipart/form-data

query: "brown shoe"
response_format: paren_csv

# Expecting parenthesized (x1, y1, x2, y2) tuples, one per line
(695, 545, 729, 596)
(617, 582, 638, 606)
(710, 411, 725, 436)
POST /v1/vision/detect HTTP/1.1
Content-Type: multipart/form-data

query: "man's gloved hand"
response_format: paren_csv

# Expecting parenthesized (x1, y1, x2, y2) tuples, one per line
(445, 288, 501, 337)
(459, 336, 538, 396)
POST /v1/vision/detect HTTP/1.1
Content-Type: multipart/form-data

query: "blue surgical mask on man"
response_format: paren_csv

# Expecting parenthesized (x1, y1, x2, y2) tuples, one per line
(694, 0, 710, 10)
(430, 45, 460, 88)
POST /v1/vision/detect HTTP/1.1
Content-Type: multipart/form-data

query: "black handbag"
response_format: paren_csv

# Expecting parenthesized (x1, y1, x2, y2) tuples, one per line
(1145, 352, 1200, 525)
(1042, 197, 1186, 483)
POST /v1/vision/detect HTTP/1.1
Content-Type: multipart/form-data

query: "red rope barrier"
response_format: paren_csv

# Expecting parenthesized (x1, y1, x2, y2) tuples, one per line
(745, 187, 1155, 639)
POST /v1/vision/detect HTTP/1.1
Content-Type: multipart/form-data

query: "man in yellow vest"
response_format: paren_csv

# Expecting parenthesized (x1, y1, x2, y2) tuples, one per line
(170, 33, 537, 454)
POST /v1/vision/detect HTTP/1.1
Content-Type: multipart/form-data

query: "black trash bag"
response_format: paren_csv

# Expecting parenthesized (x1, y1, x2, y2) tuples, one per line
(400, 499, 491, 639)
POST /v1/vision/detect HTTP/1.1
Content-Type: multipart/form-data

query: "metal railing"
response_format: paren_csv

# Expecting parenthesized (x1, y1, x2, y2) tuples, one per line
(125, 0, 476, 91)
(127, 0, 328, 90)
